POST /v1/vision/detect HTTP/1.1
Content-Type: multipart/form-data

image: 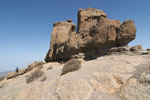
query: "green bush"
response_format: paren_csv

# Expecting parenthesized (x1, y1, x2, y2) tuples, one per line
(26, 68, 44, 83)
(61, 59, 81, 76)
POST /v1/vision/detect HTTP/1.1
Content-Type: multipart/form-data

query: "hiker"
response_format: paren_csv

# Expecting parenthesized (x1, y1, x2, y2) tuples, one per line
(16, 67, 19, 73)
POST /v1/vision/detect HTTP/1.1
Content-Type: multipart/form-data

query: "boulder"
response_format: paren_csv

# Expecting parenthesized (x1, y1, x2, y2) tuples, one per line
(130, 45, 142, 51)
(145, 74, 150, 83)
(117, 20, 136, 46)
(18, 68, 26, 75)
(72, 53, 85, 59)
(147, 48, 150, 51)
(26, 61, 45, 72)
(109, 45, 130, 52)
(45, 8, 136, 62)
(6, 72, 17, 79)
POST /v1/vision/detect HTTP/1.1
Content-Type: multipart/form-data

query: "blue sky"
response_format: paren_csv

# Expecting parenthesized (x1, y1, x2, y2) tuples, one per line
(0, 0, 150, 72)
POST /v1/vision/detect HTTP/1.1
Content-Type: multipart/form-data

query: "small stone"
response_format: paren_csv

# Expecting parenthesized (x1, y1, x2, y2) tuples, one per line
(67, 19, 72, 23)
(6, 72, 17, 79)
(145, 74, 150, 83)
(147, 48, 150, 51)
(130, 45, 142, 52)
(141, 51, 149, 55)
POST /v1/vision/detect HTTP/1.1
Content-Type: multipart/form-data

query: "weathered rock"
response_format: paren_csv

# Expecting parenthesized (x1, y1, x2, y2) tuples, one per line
(6, 61, 44, 80)
(45, 21, 78, 62)
(45, 8, 136, 62)
(147, 48, 150, 51)
(109, 45, 130, 52)
(117, 20, 136, 46)
(130, 45, 142, 51)
(72, 53, 85, 59)
(128, 78, 137, 86)
(26, 61, 45, 72)
(18, 68, 26, 75)
(1, 53, 150, 100)
(6, 72, 17, 79)
(120, 84, 150, 100)
(55, 80, 93, 100)
(90, 72, 121, 94)
(137, 50, 149, 55)
(77, 7, 107, 33)
(145, 74, 150, 83)
(67, 19, 72, 23)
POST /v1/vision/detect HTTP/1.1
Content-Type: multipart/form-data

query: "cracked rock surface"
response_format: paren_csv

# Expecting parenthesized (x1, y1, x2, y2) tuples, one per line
(1, 53, 150, 100)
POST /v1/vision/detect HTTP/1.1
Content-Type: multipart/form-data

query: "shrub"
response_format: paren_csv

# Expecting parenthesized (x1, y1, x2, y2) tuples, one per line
(26, 68, 44, 83)
(40, 76, 47, 81)
(0, 86, 4, 88)
(61, 59, 81, 76)
(26, 61, 44, 72)
(0, 76, 5, 81)
(47, 66, 53, 70)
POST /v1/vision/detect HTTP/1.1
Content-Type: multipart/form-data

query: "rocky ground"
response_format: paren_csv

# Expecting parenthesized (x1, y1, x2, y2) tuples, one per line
(0, 51, 150, 100)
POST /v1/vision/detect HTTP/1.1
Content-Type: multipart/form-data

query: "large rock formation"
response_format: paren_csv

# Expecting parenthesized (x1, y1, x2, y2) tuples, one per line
(45, 8, 136, 62)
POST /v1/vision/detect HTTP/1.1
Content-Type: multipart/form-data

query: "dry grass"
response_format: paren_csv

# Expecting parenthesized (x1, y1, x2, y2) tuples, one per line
(0, 76, 5, 81)
(61, 59, 81, 76)
(26, 68, 44, 83)
(40, 76, 47, 81)
(0, 86, 4, 88)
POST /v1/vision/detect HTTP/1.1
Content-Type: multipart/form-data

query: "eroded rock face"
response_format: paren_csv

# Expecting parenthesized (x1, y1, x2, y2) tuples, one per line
(45, 21, 78, 62)
(45, 8, 136, 62)
(117, 20, 136, 46)
(77, 8, 107, 33)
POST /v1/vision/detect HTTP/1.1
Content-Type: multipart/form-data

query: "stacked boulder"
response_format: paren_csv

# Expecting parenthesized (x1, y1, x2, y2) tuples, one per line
(45, 8, 136, 62)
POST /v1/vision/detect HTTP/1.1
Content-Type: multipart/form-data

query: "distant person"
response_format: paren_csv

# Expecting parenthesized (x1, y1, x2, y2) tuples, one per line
(16, 67, 19, 73)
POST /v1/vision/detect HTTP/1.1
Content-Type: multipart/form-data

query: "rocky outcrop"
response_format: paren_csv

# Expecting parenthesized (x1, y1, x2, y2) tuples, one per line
(6, 61, 45, 79)
(45, 7, 136, 62)
(6, 72, 17, 79)
(6, 68, 27, 79)
(45, 21, 78, 62)
(26, 61, 45, 72)
(117, 20, 136, 46)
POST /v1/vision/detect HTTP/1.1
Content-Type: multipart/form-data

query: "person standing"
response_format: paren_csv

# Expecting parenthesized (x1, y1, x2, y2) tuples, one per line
(16, 67, 19, 73)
